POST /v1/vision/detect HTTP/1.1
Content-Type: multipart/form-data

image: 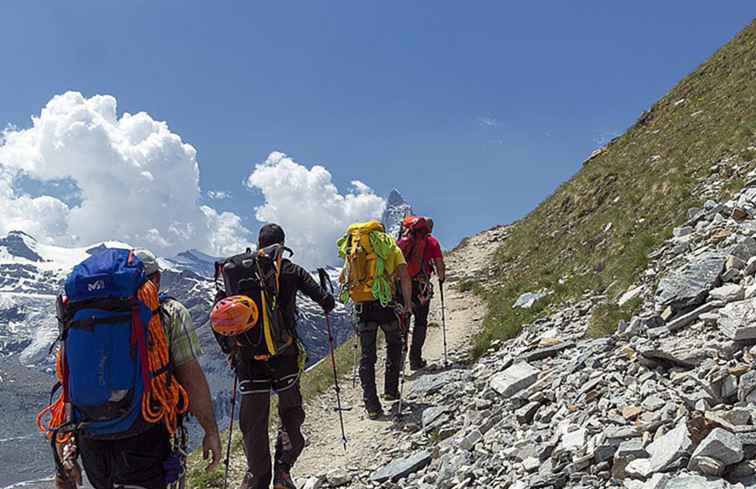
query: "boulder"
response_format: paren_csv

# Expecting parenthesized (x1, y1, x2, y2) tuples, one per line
(490, 362, 540, 398)
(655, 252, 725, 311)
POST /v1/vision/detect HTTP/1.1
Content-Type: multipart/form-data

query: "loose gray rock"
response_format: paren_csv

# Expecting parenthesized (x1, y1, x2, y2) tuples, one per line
(490, 362, 540, 398)
(613, 439, 649, 479)
(663, 473, 728, 488)
(655, 252, 725, 311)
(689, 428, 744, 470)
(370, 450, 432, 483)
(519, 341, 575, 362)
(513, 289, 550, 309)
(709, 284, 745, 303)
(409, 370, 463, 397)
(719, 298, 756, 340)
(646, 422, 693, 474)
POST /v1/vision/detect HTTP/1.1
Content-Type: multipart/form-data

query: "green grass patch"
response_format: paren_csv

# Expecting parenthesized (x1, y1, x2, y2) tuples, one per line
(474, 20, 756, 356)
(587, 296, 644, 338)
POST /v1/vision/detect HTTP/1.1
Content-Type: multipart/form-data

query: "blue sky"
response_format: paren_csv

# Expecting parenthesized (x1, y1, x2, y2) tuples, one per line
(0, 2, 753, 251)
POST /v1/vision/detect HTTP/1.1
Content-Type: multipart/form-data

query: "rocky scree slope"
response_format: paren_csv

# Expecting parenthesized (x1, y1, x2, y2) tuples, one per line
(311, 173, 756, 489)
(476, 19, 756, 355)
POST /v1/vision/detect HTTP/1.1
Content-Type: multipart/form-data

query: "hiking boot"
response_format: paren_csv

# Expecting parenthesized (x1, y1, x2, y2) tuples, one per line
(273, 467, 297, 489)
(383, 391, 400, 402)
(238, 471, 269, 489)
(366, 407, 384, 420)
(410, 358, 428, 371)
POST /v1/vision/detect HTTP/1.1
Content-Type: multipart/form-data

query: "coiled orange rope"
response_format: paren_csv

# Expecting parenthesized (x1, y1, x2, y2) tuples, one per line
(36, 280, 190, 440)
(35, 349, 71, 443)
(138, 280, 189, 434)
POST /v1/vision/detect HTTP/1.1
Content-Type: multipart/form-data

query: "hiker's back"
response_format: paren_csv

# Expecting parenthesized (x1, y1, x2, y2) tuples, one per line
(338, 220, 403, 306)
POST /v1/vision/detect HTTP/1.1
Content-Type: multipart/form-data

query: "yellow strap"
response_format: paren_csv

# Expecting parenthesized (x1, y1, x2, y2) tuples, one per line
(260, 290, 277, 356)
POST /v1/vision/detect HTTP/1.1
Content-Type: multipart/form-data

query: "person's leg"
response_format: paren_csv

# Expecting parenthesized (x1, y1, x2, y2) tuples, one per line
(238, 358, 274, 489)
(270, 351, 305, 473)
(273, 385, 304, 488)
(357, 320, 381, 413)
(77, 437, 113, 489)
(110, 425, 171, 489)
(410, 299, 430, 368)
(382, 319, 404, 397)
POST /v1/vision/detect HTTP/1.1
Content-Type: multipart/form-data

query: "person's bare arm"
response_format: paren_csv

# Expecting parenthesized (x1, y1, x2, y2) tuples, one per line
(397, 263, 413, 315)
(174, 359, 222, 471)
(434, 257, 446, 284)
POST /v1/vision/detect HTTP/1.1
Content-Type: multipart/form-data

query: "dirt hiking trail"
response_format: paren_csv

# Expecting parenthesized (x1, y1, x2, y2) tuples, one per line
(222, 225, 508, 487)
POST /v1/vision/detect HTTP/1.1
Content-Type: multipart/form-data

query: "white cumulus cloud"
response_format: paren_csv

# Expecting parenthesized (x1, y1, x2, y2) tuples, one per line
(0, 91, 251, 256)
(245, 151, 386, 269)
(207, 190, 232, 200)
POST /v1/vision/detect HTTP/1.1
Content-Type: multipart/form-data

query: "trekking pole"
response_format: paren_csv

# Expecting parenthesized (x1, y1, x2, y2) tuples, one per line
(318, 268, 350, 451)
(395, 311, 410, 420)
(224, 373, 238, 489)
(440, 281, 448, 368)
(351, 323, 359, 388)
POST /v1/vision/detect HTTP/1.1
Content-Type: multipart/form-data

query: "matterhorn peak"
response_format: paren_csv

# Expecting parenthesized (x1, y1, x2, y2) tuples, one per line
(387, 188, 407, 207)
(381, 189, 414, 237)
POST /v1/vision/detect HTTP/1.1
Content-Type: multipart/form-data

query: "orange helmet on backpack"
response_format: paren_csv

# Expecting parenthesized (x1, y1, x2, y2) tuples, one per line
(210, 295, 259, 336)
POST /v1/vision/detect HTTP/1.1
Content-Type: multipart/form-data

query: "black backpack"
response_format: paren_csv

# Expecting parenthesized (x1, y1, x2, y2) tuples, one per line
(214, 244, 293, 358)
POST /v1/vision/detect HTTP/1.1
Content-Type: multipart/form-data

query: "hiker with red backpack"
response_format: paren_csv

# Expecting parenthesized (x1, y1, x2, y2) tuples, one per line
(211, 224, 336, 489)
(37, 248, 221, 489)
(397, 216, 446, 370)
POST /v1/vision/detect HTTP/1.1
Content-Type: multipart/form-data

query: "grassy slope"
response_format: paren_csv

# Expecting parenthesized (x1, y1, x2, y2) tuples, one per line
(475, 20, 756, 355)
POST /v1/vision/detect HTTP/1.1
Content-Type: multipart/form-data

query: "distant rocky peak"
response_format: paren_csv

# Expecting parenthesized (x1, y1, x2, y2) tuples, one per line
(0, 231, 45, 262)
(387, 188, 407, 207)
(382, 189, 414, 238)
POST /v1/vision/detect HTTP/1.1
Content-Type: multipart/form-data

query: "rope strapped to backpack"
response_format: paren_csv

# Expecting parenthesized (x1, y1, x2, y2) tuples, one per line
(36, 280, 189, 441)
(337, 223, 396, 306)
(367, 231, 396, 306)
(139, 280, 189, 434)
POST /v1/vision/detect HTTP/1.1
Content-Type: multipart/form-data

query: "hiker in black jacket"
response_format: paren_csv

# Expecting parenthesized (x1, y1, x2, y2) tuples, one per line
(218, 224, 335, 489)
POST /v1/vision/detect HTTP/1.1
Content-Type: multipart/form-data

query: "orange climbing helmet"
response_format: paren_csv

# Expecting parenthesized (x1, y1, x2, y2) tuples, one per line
(210, 295, 259, 336)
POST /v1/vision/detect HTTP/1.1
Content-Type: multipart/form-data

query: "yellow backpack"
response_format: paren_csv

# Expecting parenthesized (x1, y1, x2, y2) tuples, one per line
(337, 220, 394, 305)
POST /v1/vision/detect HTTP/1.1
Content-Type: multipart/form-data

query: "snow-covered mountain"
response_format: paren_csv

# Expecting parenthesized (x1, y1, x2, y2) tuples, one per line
(0, 189, 412, 487)
(0, 233, 352, 487)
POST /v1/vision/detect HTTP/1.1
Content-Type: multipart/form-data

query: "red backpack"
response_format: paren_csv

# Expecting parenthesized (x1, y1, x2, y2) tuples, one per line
(397, 216, 432, 278)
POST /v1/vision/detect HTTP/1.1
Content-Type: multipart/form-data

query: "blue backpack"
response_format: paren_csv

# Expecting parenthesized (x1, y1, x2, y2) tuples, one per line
(56, 248, 153, 439)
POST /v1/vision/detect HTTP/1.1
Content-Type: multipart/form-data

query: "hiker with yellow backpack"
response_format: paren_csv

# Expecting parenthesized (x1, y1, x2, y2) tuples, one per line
(337, 220, 413, 419)
(37, 248, 221, 489)
(211, 224, 336, 489)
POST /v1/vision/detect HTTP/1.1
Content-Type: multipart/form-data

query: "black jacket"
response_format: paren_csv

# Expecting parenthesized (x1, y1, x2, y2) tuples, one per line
(213, 259, 331, 355)
(276, 259, 332, 331)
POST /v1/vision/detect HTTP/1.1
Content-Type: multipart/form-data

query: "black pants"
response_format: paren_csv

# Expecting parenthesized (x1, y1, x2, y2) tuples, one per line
(79, 424, 171, 489)
(409, 281, 432, 365)
(237, 347, 305, 489)
(357, 310, 403, 411)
